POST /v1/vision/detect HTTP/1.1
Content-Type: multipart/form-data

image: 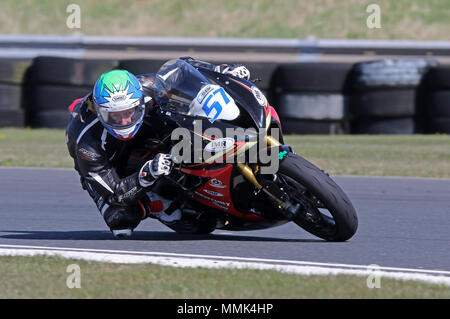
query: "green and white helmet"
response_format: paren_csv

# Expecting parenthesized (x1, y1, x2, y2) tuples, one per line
(92, 70, 145, 140)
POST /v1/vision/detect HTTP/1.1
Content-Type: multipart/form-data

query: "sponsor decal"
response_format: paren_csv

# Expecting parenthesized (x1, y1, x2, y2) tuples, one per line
(203, 189, 224, 197)
(79, 148, 101, 160)
(112, 95, 127, 102)
(117, 186, 138, 202)
(204, 138, 235, 152)
(251, 86, 267, 107)
(194, 191, 230, 210)
(209, 178, 227, 188)
(196, 85, 215, 103)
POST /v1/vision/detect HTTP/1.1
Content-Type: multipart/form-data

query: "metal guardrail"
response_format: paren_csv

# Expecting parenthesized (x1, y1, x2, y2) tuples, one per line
(0, 35, 450, 62)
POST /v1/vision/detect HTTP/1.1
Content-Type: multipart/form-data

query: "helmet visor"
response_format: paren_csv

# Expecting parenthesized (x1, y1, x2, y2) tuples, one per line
(97, 102, 144, 129)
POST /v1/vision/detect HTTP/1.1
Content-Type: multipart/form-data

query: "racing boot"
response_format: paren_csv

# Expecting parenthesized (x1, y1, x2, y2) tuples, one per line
(146, 193, 182, 223)
(103, 206, 142, 239)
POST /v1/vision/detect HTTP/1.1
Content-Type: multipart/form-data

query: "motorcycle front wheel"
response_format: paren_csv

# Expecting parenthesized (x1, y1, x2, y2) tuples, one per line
(277, 153, 358, 241)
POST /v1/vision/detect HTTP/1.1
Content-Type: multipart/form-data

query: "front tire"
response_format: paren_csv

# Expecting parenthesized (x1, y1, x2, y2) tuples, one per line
(277, 153, 358, 241)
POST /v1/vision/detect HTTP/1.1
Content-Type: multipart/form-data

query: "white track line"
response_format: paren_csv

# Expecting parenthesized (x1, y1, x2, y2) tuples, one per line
(0, 244, 449, 286)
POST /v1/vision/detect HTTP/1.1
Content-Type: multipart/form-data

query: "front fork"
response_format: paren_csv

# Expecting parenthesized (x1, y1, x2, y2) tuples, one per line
(236, 135, 300, 220)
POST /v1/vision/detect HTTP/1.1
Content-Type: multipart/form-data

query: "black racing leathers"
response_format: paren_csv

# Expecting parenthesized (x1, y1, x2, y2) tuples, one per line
(65, 57, 221, 230)
(66, 76, 165, 220)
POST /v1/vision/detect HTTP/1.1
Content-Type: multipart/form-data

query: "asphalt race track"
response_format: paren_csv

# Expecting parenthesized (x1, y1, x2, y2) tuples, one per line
(0, 167, 449, 273)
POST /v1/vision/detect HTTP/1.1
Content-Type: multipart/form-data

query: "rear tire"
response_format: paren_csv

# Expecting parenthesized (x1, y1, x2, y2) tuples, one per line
(278, 153, 358, 241)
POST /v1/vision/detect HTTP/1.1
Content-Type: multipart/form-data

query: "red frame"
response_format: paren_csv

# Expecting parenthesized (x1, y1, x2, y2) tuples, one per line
(181, 165, 265, 221)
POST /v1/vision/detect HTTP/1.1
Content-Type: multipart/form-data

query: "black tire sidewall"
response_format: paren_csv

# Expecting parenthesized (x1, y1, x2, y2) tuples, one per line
(278, 153, 358, 241)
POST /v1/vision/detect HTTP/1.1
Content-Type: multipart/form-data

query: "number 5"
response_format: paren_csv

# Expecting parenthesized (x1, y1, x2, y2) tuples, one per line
(202, 88, 230, 123)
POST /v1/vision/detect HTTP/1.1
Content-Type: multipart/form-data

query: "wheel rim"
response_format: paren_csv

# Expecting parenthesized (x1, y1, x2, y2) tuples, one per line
(277, 173, 338, 238)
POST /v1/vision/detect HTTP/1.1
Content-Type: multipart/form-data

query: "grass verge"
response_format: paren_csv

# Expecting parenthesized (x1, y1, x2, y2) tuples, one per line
(284, 134, 450, 178)
(0, 255, 449, 298)
(0, 128, 71, 168)
(0, 128, 449, 178)
(1, 0, 449, 40)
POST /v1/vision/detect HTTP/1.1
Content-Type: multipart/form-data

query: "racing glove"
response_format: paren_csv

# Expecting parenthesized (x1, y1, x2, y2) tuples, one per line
(139, 153, 174, 187)
(215, 64, 251, 80)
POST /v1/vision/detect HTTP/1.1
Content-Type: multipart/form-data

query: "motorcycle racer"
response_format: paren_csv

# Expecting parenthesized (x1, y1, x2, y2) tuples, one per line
(65, 57, 251, 238)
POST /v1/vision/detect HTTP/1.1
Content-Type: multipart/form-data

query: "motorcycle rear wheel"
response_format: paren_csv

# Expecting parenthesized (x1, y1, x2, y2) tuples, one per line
(277, 153, 358, 241)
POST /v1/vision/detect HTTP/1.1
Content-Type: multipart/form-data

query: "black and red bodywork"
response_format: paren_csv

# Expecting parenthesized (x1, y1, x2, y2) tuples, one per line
(144, 61, 288, 230)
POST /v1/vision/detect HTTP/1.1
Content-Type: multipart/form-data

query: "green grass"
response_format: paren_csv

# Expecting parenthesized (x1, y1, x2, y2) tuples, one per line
(1, 0, 449, 40)
(0, 255, 449, 298)
(284, 134, 450, 178)
(1, 128, 449, 178)
(0, 128, 72, 168)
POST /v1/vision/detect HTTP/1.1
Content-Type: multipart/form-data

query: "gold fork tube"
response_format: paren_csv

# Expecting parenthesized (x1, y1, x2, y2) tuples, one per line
(235, 134, 281, 191)
(236, 163, 263, 190)
(236, 163, 286, 208)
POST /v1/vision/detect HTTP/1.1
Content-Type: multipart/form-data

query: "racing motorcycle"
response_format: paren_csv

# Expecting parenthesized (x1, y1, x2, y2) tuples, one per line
(127, 59, 358, 241)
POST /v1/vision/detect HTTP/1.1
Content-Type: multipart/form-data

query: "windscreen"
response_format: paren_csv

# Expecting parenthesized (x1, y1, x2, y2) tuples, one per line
(156, 59, 211, 115)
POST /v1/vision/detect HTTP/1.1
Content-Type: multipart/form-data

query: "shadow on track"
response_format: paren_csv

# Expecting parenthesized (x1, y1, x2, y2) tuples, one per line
(0, 230, 323, 243)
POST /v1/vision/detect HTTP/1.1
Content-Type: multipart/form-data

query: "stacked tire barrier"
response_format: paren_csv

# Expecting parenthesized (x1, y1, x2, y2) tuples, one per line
(424, 65, 450, 133)
(0, 59, 31, 127)
(348, 59, 436, 134)
(274, 63, 353, 134)
(23, 57, 118, 128)
(1, 55, 450, 134)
